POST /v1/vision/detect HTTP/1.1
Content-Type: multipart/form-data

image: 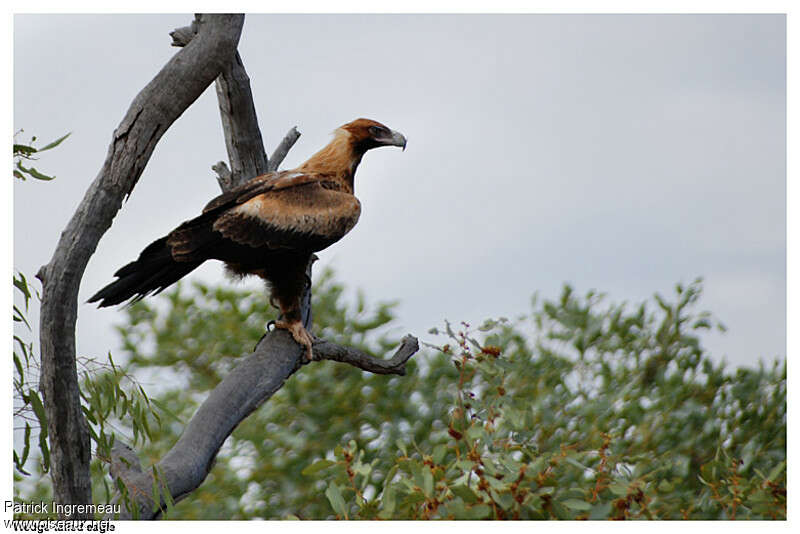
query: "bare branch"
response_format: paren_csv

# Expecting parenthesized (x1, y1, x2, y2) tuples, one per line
(37, 14, 244, 516)
(169, 16, 200, 47)
(181, 16, 276, 188)
(314, 335, 420, 376)
(215, 51, 269, 187)
(268, 126, 301, 172)
(110, 328, 305, 519)
(109, 442, 143, 481)
(211, 160, 233, 191)
(108, 329, 419, 519)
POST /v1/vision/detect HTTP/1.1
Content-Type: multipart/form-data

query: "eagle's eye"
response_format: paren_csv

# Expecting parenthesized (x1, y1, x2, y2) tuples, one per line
(368, 125, 386, 137)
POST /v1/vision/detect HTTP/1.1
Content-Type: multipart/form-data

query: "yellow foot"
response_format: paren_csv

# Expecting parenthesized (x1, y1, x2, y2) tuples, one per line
(274, 320, 314, 361)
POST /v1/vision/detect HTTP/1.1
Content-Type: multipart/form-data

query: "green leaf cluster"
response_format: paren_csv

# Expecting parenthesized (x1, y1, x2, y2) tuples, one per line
(12, 271, 49, 477)
(13, 131, 69, 181)
(12, 130, 69, 481)
(14, 272, 164, 517)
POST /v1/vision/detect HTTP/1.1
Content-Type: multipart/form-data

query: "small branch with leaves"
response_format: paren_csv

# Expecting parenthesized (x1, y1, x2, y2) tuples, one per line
(13, 132, 70, 181)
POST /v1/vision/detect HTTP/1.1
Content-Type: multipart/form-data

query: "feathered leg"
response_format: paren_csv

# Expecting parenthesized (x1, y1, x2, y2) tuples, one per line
(262, 254, 314, 361)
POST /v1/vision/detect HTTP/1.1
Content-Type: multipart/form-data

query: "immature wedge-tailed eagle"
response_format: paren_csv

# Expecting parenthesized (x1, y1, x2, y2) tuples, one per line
(89, 118, 407, 360)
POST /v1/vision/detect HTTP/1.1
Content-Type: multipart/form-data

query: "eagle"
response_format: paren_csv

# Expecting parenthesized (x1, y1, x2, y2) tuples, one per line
(89, 118, 407, 360)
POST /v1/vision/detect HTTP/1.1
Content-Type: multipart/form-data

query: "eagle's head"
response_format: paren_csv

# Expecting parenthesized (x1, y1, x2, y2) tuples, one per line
(300, 118, 407, 180)
(340, 118, 407, 152)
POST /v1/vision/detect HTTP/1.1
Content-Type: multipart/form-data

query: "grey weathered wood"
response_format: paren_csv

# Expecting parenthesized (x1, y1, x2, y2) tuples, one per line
(36, 14, 244, 518)
(313, 335, 420, 375)
(214, 52, 270, 186)
(175, 15, 274, 186)
(168, 16, 199, 47)
(106, 247, 417, 519)
(113, 327, 305, 519)
(109, 442, 143, 481)
(211, 160, 233, 191)
(268, 126, 302, 172)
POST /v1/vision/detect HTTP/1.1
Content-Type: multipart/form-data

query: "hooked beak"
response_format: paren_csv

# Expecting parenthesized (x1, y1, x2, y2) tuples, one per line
(384, 129, 407, 151)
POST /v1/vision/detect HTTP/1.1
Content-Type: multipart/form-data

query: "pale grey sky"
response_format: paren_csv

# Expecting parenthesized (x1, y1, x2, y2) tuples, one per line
(14, 14, 786, 368)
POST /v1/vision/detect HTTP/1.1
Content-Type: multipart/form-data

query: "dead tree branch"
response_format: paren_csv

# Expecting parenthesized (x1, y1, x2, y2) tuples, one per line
(111, 298, 310, 519)
(211, 161, 233, 190)
(214, 51, 269, 186)
(314, 335, 420, 375)
(109, 322, 419, 519)
(105, 246, 417, 519)
(175, 15, 299, 184)
(36, 14, 244, 517)
(268, 126, 302, 171)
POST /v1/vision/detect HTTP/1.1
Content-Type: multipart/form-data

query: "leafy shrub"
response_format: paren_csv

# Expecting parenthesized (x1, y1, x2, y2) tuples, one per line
(15, 270, 784, 520)
(311, 280, 785, 519)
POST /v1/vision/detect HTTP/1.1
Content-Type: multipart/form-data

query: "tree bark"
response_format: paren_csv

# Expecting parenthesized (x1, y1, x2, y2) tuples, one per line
(215, 51, 269, 186)
(268, 126, 302, 172)
(176, 15, 298, 185)
(36, 14, 244, 518)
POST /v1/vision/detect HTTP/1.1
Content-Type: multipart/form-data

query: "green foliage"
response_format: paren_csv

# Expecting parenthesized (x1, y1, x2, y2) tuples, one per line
(312, 279, 785, 519)
(92, 273, 787, 519)
(12, 129, 69, 478)
(68, 350, 172, 517)
(13, 271, 164, 517)
(14, 265, 784, 519)
(13, 130, 70, 181)
(79, 353, 163, 463)
(112, 270, 427, 519)
(13, 132, 163, 518)
(13, 271, 50, 477)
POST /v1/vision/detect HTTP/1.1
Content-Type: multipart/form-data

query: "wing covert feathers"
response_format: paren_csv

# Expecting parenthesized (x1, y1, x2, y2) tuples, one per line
(202, 170, 323, 213)
(213, 182, 360, 250)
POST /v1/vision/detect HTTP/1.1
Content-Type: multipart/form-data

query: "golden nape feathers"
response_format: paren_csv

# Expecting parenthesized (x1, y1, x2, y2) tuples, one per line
(89, 118, 406, 360)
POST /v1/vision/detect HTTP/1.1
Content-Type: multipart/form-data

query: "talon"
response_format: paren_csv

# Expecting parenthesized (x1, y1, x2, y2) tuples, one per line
(274, 319, 314, 361)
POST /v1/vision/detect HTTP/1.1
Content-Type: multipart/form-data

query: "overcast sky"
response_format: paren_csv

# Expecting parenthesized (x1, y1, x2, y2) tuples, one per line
(13, 14, 786, 369)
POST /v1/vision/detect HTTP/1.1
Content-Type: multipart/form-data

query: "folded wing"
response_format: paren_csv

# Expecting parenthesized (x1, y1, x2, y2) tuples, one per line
(167, 171, 361, 261)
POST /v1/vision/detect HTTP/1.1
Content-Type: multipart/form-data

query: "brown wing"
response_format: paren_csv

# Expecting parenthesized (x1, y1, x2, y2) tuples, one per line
(167, 171, 359, 260)
(212, 180, 361, 252)
(202, 170, 322, 213)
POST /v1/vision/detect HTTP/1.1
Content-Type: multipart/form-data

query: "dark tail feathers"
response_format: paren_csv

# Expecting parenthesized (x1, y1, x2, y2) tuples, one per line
(88, 236, 202, 307)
